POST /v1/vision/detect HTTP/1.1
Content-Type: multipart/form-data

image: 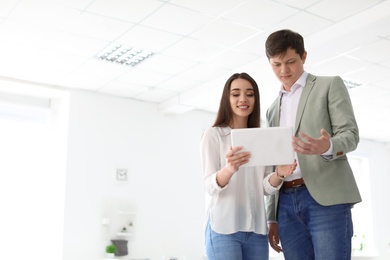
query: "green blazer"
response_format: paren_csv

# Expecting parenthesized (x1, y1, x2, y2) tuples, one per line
(265, 73, 362, 222)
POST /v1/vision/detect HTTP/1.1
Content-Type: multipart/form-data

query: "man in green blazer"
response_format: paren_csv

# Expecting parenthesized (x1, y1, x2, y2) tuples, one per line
(264, 29, 362, 260)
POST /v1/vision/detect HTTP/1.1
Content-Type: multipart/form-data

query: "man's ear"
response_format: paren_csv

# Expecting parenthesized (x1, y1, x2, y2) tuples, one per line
(302, 51, 307, 63)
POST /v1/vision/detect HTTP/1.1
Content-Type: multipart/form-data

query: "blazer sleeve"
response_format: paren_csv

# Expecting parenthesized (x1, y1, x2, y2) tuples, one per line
(295, 74, 361, 206)
(327, 76, 359, 159)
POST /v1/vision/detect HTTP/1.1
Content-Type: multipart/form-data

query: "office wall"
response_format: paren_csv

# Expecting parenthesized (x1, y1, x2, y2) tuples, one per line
(63, 89, 214, 260)
(62, 89, 390, 260)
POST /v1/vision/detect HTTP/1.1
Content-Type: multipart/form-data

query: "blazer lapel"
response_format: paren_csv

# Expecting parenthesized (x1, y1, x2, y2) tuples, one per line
(269, 94, 282, 127)
(294, 74, 316, 134)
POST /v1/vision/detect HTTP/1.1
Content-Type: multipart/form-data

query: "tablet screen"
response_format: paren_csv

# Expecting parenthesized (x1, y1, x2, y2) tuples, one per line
(231, 127, 294, 167)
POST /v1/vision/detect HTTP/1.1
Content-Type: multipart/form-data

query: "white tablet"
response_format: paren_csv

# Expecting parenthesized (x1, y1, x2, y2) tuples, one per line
(231, 126, 294, 167)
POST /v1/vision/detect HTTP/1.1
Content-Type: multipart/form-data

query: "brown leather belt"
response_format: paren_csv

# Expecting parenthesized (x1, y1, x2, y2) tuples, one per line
(283, 178, 305, 189)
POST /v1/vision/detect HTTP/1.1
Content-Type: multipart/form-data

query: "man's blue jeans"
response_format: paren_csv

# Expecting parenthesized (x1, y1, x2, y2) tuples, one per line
(205, 221, 269, 260)
(278, 185, 353, 260)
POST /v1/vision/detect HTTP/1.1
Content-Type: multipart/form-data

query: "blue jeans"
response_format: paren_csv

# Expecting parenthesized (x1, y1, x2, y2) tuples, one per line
(278, 186, 353, 260)
(205, 222, 269, 260)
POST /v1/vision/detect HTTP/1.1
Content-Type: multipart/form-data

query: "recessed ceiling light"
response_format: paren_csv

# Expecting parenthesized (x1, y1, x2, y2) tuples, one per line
(343, 79, 363, 89)
(96, 43, 153, 67)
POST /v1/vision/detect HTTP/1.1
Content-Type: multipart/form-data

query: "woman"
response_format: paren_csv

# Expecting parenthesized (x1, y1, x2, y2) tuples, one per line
(200, 72, 296, 260)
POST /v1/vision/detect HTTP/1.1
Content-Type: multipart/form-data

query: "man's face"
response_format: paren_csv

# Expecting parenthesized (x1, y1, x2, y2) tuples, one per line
(269, 48, 307, 91)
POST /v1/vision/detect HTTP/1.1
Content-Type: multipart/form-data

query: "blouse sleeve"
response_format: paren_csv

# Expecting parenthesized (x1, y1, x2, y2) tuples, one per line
(200, 127, 226, 196)
(263, 166, 282, 195)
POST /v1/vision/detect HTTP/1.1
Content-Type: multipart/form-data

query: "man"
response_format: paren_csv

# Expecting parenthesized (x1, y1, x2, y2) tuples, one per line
(264, 29, 362, 260)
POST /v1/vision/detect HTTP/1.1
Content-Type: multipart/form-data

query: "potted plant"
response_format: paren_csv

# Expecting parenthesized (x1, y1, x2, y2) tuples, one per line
(105, 244, 116, 259)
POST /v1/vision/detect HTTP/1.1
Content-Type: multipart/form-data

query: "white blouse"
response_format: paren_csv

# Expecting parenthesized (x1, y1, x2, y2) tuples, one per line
(200, 126, 282, 235)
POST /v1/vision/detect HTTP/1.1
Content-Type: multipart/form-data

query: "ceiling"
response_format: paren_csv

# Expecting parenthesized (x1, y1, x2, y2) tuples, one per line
(0, 0, 389, 143)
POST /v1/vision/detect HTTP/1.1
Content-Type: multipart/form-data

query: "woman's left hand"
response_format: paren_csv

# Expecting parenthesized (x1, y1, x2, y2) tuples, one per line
(276, 160, 297, 178)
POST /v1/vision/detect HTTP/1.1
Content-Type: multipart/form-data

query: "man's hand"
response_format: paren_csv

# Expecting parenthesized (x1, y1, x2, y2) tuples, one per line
(293, 128, 331, 155)
(268, 223, 282, 253)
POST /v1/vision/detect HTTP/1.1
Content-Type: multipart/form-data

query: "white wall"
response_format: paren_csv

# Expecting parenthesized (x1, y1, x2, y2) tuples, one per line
(62, 89, 390, 260)
(63, 90, 214, 260)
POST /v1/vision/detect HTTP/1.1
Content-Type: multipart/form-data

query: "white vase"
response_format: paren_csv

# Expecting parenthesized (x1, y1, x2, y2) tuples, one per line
(106, 253, 115, 259)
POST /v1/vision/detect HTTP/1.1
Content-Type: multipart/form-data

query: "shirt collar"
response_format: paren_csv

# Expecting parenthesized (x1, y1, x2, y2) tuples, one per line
(280, 71, 308, 95)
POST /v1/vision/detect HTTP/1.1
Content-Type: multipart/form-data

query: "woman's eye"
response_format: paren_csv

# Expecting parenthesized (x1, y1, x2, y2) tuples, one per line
(247, 93, 254, 97)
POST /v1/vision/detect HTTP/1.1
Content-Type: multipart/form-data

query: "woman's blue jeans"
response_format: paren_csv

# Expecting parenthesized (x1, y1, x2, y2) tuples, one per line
(278, 185, 353, 260)
(205, 221, 269, 260)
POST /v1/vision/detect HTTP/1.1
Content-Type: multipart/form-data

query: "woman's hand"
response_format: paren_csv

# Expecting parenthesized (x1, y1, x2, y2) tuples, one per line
(216, 146, 250, 188)
(268, 160, 297, 187)
(225, 146, 251, 173)
(276, 160, 297, 178)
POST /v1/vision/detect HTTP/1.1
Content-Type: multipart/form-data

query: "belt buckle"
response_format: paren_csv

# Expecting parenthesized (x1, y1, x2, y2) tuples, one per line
(291, 180, 302, 188)
(292, 183, 303, 188)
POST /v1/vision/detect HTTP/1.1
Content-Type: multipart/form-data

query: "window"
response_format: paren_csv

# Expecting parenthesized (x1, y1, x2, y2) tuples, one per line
(0, 91, 68, 259)
(349, 155, 376, 256)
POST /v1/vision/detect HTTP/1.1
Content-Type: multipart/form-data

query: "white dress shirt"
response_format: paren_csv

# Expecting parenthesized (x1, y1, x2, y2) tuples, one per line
(200, 126, 282, 235)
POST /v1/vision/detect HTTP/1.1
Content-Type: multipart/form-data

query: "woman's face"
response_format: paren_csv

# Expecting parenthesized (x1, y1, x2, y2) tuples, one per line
(229, 78, 255, 122)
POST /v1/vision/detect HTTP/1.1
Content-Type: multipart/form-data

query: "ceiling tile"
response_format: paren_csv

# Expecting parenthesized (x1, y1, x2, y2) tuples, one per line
(305, 1, 390, 49)
(140, 4, 213, 36)
(8, 0, 80, 29)
(269, 11, 332, 36)
(0, 0, 389, 143)
(73, 59, 130, 79)
(222, 0, 299, 29)
(118, 68, 172, 87)
(61, 72, 113, 90)
(87, 0, 163, 23)
(372, 73, 390, 91)
(63, 12, 133, 41)
(134, 87, 177, 103)
(155, 76, 203, 92)
(307, 0, 381, 22)
(314, 56, 369, 76)
(43, 0, 92, 9)
(117, 25, 182, 53)
(190, 18, 261, 47)
(177, 63, 230, 82)
(99, 80, 150, 98)
(344, 64, 390, 85)
(0, 0, 19, 17)
(232, 32, 268, 55)
(135, 53, 198, 75)
(349, 85, 390, 103)
(274, 0, 316, 9)
(206, 49, 260, 70)
(0, 41, 85, 80)
(0, 20, 108, 58)
(169, 0, 246, 16)
(161, 38, 223, 62)
(349, 38, 390, 63)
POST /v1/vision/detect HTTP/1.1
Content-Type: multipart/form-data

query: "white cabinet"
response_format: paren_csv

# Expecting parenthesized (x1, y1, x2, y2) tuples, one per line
(113, 211, 136, 237)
